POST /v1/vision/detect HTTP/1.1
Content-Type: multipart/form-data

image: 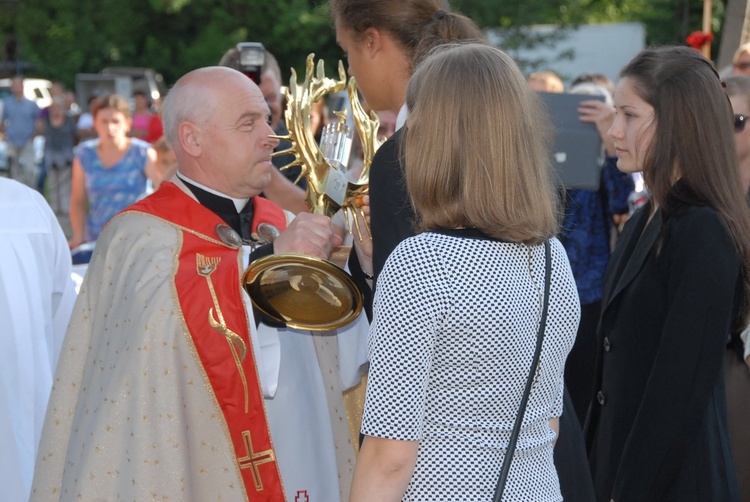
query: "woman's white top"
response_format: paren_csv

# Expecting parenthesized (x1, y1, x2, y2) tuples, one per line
(362, 229, 580, 501)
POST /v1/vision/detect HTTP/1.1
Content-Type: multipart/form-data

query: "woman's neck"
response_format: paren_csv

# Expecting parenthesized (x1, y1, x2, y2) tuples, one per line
(739, 156, 750, 191)
(99, 136, 130, 151)
(389, 76, 409, 116)
(49, 113, 65, 127)
(379, 39, 410, 115)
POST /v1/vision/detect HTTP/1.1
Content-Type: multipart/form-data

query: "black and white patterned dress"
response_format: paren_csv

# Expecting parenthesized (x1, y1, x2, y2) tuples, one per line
(362, 229, 580, 501)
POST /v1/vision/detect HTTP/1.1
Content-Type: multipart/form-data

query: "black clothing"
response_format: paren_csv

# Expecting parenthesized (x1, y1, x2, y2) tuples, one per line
(585, 188, 741, 501)
(272, 120, 306, 190)
(181, 177, 281, 327)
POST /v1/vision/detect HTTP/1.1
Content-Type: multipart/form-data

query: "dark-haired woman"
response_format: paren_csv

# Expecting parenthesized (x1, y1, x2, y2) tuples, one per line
(585, 46, 750, 501)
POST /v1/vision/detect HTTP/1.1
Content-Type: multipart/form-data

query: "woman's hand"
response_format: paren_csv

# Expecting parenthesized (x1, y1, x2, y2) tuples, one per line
(612, 212, 629, 233)
(351, 195, 374, 279)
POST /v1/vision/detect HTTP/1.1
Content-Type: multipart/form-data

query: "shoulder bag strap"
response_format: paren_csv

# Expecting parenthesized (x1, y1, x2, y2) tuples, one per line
(493, 239, 552, 502)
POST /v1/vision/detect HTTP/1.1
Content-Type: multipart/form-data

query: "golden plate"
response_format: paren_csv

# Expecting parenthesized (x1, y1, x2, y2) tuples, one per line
(243, 253, 363, 331)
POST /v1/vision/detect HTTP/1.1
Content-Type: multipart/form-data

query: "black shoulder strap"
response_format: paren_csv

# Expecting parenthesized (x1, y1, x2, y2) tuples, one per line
(493, 239, 552, 501)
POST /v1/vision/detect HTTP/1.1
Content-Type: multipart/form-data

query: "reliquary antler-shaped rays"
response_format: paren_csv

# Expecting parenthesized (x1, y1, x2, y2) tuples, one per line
(269, 53, 385, 241)
(342, 77, 385, 240)
(270, 54, 347, 217)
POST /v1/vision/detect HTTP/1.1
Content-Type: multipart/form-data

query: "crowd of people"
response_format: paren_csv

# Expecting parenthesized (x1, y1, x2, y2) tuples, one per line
(2, 0, 750, 501)
(0, 77, 174, 243)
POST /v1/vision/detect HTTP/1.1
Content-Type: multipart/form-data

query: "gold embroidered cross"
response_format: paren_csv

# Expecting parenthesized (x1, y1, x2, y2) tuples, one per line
(237, 430, 276, 491)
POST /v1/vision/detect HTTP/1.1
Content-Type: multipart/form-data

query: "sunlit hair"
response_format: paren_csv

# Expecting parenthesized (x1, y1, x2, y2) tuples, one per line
(329, 0, 484, 71)
(91, 94, 131, 119)
(733, 42, 750, 65)
(404, 43, 560, 244)
(161, 83, 183, 147)
(724, 74, 750, 104)
(527, 71, 564, 93)
(622, 45, 750, 328)
(570, 72, 614, 96)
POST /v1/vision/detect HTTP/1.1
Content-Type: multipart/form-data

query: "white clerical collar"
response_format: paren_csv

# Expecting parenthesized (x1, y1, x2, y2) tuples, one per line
(176, 172, 249, 213)
(396, 103, 408, 131)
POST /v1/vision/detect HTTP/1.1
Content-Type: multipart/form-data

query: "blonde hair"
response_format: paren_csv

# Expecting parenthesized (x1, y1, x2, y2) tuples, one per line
(733, 43, 750, 64)
(527, 71, 564, 93)
(405, 43, 560, 244)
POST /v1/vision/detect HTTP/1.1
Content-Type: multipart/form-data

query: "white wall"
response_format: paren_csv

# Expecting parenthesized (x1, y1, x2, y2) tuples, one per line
(487, 22, 647, 87)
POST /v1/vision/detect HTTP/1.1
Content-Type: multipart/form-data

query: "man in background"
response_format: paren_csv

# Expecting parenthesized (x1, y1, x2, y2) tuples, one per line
(219, 46, 308, 214)
(0, 76, 41, 187)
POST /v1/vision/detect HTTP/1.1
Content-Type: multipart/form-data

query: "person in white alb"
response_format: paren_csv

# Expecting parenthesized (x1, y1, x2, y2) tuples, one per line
(0, 177, 76, 501)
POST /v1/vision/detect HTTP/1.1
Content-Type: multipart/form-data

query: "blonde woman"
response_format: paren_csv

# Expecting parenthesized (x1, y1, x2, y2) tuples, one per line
(351, 44, 580, 501)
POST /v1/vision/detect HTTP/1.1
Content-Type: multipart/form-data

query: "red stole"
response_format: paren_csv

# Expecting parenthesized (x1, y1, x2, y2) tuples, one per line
(125, 182, 287, 500)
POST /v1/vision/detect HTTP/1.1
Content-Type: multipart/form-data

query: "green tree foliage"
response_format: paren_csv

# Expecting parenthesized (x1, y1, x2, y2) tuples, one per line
(452, 0, 725, 65)
(0, 0, 726, 88)
(453, 0, 723, 47)
(5, 0, 340, 88)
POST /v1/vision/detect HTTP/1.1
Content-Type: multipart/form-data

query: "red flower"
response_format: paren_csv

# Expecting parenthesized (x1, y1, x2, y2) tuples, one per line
(686, 31, 714, 50)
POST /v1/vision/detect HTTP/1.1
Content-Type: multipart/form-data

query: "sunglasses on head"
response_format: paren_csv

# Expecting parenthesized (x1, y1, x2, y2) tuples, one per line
(735, 62, 750, 71)
(736, 114, 748, 133)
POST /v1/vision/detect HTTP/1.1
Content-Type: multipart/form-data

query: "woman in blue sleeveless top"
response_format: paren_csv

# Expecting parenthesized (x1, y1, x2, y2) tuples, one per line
(69, 94, 159, 247)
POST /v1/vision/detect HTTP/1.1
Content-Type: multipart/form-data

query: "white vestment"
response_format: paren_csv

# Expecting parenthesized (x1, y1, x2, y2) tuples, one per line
(248, 249, 369, 501)
(0, 178, 76, 502)
(30, 181, 368, 501)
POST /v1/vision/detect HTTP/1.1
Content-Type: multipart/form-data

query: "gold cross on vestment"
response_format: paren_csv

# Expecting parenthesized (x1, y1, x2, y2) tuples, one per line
(238, 430, 276, 491)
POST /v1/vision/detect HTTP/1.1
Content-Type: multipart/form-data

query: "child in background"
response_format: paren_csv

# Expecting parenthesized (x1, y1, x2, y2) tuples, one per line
(152, 136, 176, 190)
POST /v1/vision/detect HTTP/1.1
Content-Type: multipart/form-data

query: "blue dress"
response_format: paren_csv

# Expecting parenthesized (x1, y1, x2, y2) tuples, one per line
(559, 155, 633, 305)
(75, 138, 150, 241)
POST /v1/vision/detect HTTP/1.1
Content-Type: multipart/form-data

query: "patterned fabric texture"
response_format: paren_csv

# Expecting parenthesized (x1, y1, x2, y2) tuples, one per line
(363, 229, 580, 501)
(75, 138, 150, 241)
(559, 155, 633, 305)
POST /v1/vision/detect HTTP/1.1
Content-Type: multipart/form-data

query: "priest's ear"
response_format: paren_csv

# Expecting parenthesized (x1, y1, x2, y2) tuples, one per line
(177, 121, 203, 157)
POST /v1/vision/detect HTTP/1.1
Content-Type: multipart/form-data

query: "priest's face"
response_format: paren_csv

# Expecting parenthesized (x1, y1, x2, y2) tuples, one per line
(203, 74, 280, 198)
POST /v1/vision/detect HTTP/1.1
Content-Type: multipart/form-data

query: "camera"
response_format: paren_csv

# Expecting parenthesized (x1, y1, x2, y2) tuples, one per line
(236, 42, 265, 84)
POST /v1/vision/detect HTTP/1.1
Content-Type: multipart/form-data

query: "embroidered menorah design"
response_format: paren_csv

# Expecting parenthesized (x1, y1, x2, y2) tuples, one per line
(197, 253, 250, 413)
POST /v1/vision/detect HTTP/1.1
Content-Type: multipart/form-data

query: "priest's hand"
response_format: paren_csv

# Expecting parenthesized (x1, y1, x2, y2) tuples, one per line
(273, 212, 343, 260)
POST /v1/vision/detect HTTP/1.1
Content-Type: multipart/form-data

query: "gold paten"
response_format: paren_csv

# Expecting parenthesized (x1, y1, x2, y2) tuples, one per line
(244, 254, 363, 331)
(243, 54, 383, 330)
